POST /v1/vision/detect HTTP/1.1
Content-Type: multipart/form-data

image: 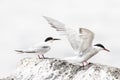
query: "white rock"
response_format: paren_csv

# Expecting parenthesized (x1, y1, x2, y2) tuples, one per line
(0, 57, 120, 80)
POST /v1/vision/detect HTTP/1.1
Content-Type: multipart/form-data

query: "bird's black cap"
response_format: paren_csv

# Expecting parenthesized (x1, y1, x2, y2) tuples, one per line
(45, 37, 53, 42)
(94, 44, 105, 49)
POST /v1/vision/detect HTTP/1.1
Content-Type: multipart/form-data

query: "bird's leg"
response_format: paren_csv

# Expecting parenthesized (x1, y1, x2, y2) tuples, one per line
(85, 61, 91, 68)
(42, 54, 45, 59)
(38, 55, 41, 59)
(82, 62, 85, 70)
(85, 61, 89, 65)
(82, 61, 89, 70)
(38, 54, 45, 59)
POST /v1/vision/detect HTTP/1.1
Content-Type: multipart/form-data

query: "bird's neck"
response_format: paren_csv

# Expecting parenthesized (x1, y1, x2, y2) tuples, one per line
(93, 46, 102, 52)
(45, 41, 53, 45)
(83, 46, 92, 53)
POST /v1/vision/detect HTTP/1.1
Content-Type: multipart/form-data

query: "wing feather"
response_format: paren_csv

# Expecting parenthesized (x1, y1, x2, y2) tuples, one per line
(43, 16, 94, 54)
(43, 16, 80, 51)
(79, 28, 94, 53)
(43, 16, 66, 32)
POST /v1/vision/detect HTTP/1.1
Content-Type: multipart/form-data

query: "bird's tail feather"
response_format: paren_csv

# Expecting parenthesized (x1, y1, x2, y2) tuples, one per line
(14, 50, 24, 53)
(15, 50, 35, 53)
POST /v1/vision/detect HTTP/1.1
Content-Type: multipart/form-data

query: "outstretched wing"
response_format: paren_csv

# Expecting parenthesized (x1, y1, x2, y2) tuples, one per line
(43, 16, 80, 51)
(79, 28, 94, 53)
(43, 16, 94, 54)
(43, 16, 66, 32)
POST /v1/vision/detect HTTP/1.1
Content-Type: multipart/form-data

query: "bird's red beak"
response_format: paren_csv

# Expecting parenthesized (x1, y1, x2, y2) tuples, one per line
(104, 48, 110, 52)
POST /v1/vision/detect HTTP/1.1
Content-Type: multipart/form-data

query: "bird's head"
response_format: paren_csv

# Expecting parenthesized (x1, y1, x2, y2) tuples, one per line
(44, 37, 61, 43)
(94, 44, 110, 52)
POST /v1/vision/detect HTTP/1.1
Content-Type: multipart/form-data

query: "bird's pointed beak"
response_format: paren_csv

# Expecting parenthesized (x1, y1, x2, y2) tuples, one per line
(53, 38, 61, 40)
(104, 48, 110, 52)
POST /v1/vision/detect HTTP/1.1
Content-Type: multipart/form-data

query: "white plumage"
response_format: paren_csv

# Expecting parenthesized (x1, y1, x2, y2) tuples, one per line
(43, 16, 110, 66)
(43, 16, 94, 56)
(15, 37, 60, 59)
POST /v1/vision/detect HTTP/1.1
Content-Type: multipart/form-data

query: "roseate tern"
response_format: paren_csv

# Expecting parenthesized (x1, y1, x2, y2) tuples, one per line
(43, 16, 110, 66)
(63, 43, 110, 67)
(15, 37, 60, 59)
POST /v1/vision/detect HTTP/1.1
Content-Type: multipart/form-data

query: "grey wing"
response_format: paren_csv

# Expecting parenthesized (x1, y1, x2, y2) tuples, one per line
(65, 28, 81, 51)
(43, 16, 67, 34)
(44, 16, 94, 55)
(43, 16, 88, 52)
(79, 28, 94, 53)
(34, 45, 51, 54)
(43, 16, 80, 50)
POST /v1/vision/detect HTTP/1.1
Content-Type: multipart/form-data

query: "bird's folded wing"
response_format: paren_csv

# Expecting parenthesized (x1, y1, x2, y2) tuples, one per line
(31, 44, 51, 53)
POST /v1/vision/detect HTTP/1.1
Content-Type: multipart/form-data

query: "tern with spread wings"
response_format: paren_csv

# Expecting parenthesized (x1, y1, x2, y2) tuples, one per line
(43, 16, 110, 66)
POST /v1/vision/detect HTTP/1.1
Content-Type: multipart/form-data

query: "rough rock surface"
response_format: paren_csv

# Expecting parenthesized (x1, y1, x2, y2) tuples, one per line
(0, 57, 120, 80)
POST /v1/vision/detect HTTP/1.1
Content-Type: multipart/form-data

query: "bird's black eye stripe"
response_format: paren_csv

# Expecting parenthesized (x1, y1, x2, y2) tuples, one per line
(94, 44, 105, 49)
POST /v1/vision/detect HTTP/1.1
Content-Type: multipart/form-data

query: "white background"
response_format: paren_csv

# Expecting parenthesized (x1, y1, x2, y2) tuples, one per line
(0, 0, 120, 77)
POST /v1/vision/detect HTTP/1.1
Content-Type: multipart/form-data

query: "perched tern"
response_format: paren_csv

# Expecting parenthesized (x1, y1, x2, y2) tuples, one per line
(15, 37, 60, 59)
(43, 16, 110, 66)
(63, 43, 110, 66)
